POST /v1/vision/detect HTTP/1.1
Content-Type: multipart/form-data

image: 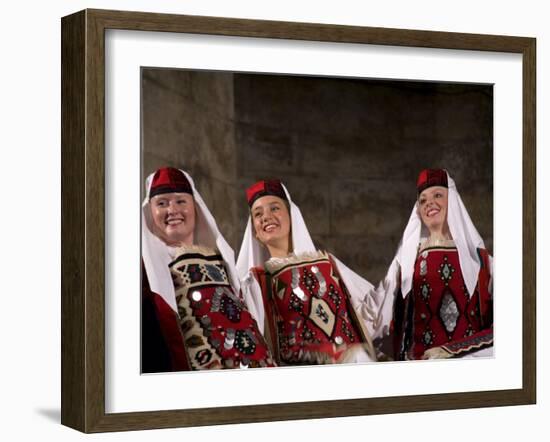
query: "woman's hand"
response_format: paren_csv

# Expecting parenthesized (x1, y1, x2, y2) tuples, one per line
(422, 346, 452, 360)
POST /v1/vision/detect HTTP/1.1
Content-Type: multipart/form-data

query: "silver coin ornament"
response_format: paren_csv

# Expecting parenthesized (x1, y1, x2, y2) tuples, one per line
(420, 259, 427, 276)
(293, 287, 307, 301)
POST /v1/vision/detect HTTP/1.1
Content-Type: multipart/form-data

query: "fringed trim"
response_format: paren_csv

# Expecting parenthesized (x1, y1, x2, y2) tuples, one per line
(281, 343, 372, 365)
(441, 332, 493, 356)
(172, 244, 219, 258)
(418, 238, 456, 254)
(281, 348, 335, 365)
(337, 344, 372, 364)
(265, 250, 329, 273)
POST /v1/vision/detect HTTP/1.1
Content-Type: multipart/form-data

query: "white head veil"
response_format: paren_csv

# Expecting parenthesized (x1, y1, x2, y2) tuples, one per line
(236, 183, 316, 274)
(395, 171, 486, 298)
(142, 169, 239, 313)
(236, 182, 375, 335)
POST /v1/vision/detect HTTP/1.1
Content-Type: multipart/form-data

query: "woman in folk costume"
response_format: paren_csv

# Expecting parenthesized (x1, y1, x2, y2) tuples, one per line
(142, 167, 275, 372)
(377, 169, 493, 360)
(236, 179, 380, 366)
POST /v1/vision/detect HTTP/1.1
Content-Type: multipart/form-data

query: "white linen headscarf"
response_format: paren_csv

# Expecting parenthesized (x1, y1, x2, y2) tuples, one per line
(142, 169, 239, 313)
(376, 170, 493, 340)
(236, 183, 378, 338)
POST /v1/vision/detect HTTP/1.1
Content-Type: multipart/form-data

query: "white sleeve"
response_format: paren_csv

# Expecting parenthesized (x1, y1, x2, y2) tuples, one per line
(240, 271, 266, 335)
(369, 258, 401, 340)
(331, 254, 388, 340)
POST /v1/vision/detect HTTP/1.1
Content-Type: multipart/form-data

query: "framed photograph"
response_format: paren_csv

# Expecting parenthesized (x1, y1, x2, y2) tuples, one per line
(61, 9, 536, 433)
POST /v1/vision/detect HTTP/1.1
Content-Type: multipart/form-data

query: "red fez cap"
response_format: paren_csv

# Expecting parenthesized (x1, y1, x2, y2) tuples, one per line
(149, 167, 193, 199)
(416, 169, 448, 194)
(246, 179, 287, 207)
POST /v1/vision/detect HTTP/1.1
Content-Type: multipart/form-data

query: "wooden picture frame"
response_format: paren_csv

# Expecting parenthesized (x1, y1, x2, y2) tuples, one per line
(61, 8, 536, 433)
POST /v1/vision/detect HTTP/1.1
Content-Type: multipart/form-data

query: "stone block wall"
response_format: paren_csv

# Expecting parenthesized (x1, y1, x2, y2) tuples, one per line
(141, 68, 240, 247)
(142, 69, 493, 285)
(233, 74, 493, 282)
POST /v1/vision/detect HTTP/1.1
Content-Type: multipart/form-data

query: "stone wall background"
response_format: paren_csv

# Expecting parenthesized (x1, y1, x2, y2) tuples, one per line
(142, 69, 239, 246)
(142, 68, 493, 284)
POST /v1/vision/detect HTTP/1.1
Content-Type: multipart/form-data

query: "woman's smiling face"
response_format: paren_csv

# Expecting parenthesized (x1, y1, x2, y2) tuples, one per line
(150, 192, 196, 246)
(251, 195, 291, 248)
(418, 186, 449, 234)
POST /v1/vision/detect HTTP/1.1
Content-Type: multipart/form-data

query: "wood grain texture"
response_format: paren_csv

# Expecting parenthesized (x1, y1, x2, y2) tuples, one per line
(60, 8, 537, 433)
(87, 389, 530, 433)
(522, 38, 536, 403)
(61, 10, 86, 431)
(61, 10, 108, 432)
(89, 8, 532, 53)
(85, 9, 107, 433)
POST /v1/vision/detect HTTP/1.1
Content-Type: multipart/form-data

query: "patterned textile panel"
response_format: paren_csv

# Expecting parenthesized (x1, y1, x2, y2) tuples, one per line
(170, 248, 275, 370)
(266, 251, 367, 365)
(408, 246, 492, 359)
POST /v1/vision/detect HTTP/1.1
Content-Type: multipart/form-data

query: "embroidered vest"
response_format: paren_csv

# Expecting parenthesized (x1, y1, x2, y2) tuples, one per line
(396, 246, 493, 360)
(169, 247, 275, 370)
(263, 251, 367, 365)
